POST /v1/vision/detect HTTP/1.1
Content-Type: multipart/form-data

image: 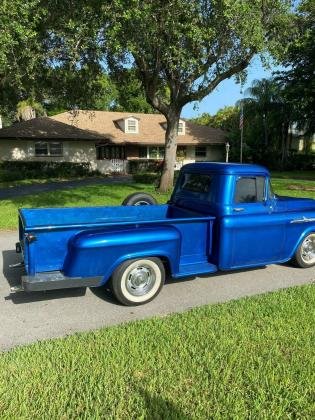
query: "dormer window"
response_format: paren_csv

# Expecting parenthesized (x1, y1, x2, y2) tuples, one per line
(178, 120, 185, 135)
(126, 117, 139, 133)
(114, 116, 140, 133)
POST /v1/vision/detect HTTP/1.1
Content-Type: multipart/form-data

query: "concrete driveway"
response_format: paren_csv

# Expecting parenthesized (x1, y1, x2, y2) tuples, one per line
(0, 231, 314, 351)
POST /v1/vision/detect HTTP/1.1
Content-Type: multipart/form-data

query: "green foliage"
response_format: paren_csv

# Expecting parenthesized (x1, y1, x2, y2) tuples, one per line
(128, 159, 164, 174)
(275, 0, 315, 136)
(0, 285, 314, 418)
(191, 106, 239, 131)
(111, 69, 155, 113)
(0, 161, 97, 182)
(132, 173, 159, 184)
(105, 0, 294, 190)
(107, 0, 293, 111)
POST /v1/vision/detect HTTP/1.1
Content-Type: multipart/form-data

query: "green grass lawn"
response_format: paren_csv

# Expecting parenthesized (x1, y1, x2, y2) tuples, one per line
(0, 183, 169, 230)
(0, 175, 104, 189)
(0, 174, 314, 230)
(0, 284, 314, 418)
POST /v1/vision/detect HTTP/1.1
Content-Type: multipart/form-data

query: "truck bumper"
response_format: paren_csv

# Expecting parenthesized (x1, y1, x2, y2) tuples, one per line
(14, 271, 103, 292)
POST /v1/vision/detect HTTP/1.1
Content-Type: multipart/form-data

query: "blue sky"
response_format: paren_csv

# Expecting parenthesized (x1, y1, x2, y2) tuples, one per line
(182, 57, 276, 118)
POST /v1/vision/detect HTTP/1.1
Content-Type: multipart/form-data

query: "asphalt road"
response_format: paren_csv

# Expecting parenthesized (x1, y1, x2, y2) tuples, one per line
(0, 231, 314, 351)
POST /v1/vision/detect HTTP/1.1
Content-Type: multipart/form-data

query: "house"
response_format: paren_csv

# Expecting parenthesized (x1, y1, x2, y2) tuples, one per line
(0, 111, 226, 173)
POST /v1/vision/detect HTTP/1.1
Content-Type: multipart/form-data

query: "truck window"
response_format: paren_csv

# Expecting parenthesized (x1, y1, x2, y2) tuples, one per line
(234, 177, 265, 203)
(173, 173, 213, 202)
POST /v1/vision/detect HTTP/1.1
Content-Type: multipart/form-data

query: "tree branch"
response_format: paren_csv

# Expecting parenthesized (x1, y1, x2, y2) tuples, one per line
(182, 50, 256, 105)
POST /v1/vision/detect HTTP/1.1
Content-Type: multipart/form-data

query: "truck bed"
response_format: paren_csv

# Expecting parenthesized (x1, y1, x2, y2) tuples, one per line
(19, 204, 211, 231)
(19, 204, 216, 281)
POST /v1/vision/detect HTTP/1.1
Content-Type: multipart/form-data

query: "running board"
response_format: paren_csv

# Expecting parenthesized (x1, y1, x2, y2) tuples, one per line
(174, 261, 217, 278)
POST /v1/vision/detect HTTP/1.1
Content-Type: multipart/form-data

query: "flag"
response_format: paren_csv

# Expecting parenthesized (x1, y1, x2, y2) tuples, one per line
(239, 105, 244, 130)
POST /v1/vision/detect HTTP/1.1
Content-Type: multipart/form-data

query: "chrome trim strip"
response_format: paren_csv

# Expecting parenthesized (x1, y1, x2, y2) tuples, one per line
(290, 217, 315, 224)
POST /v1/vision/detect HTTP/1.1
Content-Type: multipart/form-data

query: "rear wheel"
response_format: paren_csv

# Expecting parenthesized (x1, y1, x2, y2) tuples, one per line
(111, 257, 165, 305)
(293, 233, 315, 268)
(122, 192, 157, 206)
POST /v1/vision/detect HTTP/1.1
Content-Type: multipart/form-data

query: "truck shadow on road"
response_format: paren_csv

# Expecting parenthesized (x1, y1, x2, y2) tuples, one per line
(2, 250, 89, 304)
(2, 248, 268, 306)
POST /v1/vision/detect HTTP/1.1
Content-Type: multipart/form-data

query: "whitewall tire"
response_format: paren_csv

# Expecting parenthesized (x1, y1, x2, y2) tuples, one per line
(111, 258, 165, 305)
(293, 233, 315, 268)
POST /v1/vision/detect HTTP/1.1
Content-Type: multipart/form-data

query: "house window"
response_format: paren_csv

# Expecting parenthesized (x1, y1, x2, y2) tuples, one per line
(35, 141, 63, 156)
(234, 177, 266, 203)
(195, 146, 207, 159)
(126, 118, 138, 133)
(50, 142, 63, 156)
(139, 147, 147, 158)
(96, 145, 126, 160)
(138, 147, 165, 159)
(176, 146, 186, 159)
(178, 121, 185, 135)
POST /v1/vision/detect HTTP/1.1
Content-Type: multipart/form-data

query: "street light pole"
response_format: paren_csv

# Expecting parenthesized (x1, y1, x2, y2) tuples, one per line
(225, 142, 230, 163)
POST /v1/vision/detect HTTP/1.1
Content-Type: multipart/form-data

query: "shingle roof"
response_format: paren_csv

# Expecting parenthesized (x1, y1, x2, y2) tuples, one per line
(0, 110, 226, 145)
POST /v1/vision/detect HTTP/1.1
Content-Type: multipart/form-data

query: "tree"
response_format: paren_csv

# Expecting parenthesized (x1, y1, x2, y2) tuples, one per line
(243, 79, 280, 146)
(0, 0, 44, 120)
(190, 106, 239, 131)
(105, 0, 294, 191)
(276, 0, 315, 139)
(111, 69, 155, 113)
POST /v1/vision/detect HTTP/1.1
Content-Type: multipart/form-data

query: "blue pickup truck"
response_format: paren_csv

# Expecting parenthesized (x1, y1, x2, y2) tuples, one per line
(12, 162, 315, 305)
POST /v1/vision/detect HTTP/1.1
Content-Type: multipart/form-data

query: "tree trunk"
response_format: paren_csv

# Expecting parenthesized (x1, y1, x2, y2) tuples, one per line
(158, 111, 180, 192)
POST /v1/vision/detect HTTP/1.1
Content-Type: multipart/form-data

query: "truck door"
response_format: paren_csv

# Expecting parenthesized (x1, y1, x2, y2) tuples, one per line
(223, 175, 285, 268)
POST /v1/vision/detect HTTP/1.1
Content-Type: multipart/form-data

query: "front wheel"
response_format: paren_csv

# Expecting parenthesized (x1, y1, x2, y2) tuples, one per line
(111, 258, 165, 305)
(292, 233, 315, 268)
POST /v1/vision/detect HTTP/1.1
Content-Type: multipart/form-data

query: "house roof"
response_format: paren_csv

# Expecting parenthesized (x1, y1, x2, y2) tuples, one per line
(0, 110, 226, 146)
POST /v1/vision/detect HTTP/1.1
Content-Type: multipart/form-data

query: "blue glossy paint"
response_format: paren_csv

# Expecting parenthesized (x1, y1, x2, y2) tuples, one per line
(17, 162, 315, 290)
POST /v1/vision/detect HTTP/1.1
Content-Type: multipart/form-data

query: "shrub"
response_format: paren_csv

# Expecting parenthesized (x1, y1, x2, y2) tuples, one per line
(128, 159, 164, 174)
(285, 153, 315, 170)
(133, 172, 159, 184)
(0, 161, 100, 181)
(133, 170, 180, 185)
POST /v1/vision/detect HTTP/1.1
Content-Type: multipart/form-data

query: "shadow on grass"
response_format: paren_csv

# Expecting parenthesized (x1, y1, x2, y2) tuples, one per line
(136, 387, 190, 419)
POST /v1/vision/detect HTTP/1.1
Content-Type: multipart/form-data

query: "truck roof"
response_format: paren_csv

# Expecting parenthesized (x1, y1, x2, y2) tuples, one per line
(181, 162, 270, 176)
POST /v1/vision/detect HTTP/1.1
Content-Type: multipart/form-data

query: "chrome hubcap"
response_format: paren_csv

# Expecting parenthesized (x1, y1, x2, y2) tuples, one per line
(135, 201, 150, 206)
(301, 234, 315, 264)
(126, 265, 156, 296)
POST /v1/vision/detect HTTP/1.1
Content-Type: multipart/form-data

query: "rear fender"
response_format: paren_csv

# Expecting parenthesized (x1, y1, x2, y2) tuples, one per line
(63, 226, 181, 284)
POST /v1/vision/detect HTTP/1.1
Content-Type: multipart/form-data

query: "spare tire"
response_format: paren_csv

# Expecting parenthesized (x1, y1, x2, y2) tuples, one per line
(122, 192, 157, 206)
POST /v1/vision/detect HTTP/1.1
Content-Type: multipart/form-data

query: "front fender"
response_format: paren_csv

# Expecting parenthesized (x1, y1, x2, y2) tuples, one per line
(63, 225, 181, 284)
(290, 226, 315, 259)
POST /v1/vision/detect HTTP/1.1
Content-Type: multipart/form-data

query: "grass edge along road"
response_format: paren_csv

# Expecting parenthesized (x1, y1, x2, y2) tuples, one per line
(0, 284, 314, 418)
(0, 174, 314, 230)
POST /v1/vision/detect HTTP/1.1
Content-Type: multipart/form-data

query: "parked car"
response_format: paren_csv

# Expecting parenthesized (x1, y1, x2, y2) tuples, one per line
(11, 163, 315, 305)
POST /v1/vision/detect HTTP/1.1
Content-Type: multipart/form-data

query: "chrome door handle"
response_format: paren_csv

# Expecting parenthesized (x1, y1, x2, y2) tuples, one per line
(233, 208, 244, 212)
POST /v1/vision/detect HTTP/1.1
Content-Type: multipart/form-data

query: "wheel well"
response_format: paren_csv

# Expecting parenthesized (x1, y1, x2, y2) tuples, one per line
(159, 256, 172, 277)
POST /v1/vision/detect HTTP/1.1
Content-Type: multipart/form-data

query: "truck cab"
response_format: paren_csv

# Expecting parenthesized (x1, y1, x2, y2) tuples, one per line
(13, 163, 315, 305)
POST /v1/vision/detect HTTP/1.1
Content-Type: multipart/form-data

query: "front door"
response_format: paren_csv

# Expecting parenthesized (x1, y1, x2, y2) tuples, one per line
(227, 175, 285, 268)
